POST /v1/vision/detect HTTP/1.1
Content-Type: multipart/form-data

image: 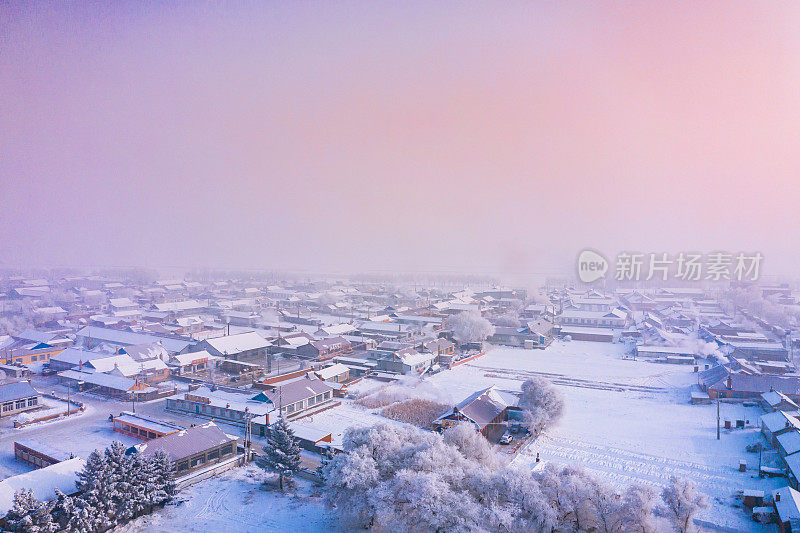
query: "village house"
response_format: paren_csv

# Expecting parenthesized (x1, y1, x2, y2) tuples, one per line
(0, 381, 41, 418)
(702, 369, 800, 401)
(763, 391, 800, 413)
(197, 331, 270, 360)
(127, 422, 239, 479)
(252, 377, 335, 422)
(435, 386, 518, 439)
(75, 326, 194, 354)
(557, 308, 628, 329)
(777, 431, 800, 459)
(167, 350, 211, 375)
(312, 363, 350, 383)
(112, 411, 184, 440)
(58, 369, 159, 399)
(376, 347, 437, 375)
(166, 386, 273, 427)
(424, 338, 455, 357)
(772, 486, 800, 533)
(296, 336, 352, 360)
(761, 410, 800, 447)
(558, 326, 615, 343)
(315, 323, 357, 337)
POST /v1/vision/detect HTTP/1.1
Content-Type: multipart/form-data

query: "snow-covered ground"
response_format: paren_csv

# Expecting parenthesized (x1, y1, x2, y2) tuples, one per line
(422, 341, 782, 532)
(0, 341, 781, 531)
(117, 465, 337, 532)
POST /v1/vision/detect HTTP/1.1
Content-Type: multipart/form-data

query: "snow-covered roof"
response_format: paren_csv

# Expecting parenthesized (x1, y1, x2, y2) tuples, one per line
(0, 457, 86, 514)
(314, 363, 349, 380)
(778, 430, 800, 456)
(204, 332, 271, 355)
(447, 386, 509, 430)
(773, 486, 800, 523)
(760, 411, 800, 434)
(154, 300, 203, 312)
(170, 350, 211, 366)
(318, 323, 357, 336)
(0, 381, 39, 402)
(109, 297, 136, 308)
(58, 369, 153, 393)
(114, 412, 184, 434)
(130, 422, 238, 462)
(76, 326, 192, 354)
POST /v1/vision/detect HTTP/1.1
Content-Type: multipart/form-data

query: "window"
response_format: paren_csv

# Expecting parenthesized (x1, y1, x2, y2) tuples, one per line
(190, 454, 205, 467)
(221, 444, 233, 456)
(177, 461, 188, 471)
(122, 424, 130, 431)
(207, 449, 219, 460)
(27, 398, 37, 407)
(131, 427, 139, 434)
(148, 432, 156, 439)
(15, 400, 25, 410)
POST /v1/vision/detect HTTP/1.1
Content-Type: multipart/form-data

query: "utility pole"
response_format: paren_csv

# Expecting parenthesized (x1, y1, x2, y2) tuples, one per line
(244, 407, 252, 463)
(758, 444, 763, 477)
(716, 396, 720, 440)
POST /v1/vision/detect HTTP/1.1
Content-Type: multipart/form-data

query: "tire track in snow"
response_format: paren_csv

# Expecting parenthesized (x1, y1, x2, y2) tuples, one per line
(522, 435, 745, 496)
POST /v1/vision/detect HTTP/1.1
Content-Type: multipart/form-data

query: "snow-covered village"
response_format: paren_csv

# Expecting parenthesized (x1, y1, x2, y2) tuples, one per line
(4, 2, 800, 533)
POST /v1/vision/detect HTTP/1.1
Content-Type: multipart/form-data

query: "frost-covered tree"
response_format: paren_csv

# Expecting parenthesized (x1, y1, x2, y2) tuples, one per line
(50, 489, 77, 532)
(442, 422, 500, 469)
(323, 423, 700, 533)
(146, 450, 176, 510)
(70, 441, 175, 531)
(659, 476, 708, 533)
(446, 311, 495, 345)
(519, 377, 565, 437)
(259, 417, 302, 491)
(376, 469, 479, 532)
(619, 484, 658, 533)
(4, 488, 57, 533)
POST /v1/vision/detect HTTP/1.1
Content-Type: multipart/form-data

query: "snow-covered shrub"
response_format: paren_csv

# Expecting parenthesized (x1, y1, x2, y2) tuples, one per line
(381, 399, 449, 428)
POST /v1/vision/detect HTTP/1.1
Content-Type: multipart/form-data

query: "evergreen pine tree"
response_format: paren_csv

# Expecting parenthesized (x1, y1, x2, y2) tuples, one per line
(147, 450, 176, 509)
(75, 448, 108, 532)
(3, 489, 56, 533)
(51, 489, 77, 532)
(103, 440, 131, 526)
(117, 451, 146, 521)
(27, 499, 56, 533)
(4, 489, 39, 532)
(259, 417, 301, 490)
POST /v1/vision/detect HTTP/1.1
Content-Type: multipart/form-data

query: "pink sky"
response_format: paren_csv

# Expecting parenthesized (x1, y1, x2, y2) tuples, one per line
(2, 3, 800, 276)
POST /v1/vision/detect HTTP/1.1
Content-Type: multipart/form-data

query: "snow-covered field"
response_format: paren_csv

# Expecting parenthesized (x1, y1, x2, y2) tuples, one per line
(118, 466, 337, 533)
(422, 341, 782, 532)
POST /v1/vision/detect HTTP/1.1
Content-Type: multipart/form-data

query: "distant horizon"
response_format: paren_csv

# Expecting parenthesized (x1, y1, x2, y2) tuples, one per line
(4, 3, 800, 276)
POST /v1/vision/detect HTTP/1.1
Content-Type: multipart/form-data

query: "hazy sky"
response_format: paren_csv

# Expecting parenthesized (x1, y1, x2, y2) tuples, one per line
(2, 2, 800, 276)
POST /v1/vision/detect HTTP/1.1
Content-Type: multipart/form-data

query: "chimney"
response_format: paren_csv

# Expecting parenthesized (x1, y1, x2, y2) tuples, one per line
(776, 492, 781, 502)
(726, 375, 732, 390)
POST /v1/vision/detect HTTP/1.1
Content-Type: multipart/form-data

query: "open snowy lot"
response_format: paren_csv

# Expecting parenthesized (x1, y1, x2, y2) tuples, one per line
(421, 341, 783, 532)
(118, 465, 337, 533)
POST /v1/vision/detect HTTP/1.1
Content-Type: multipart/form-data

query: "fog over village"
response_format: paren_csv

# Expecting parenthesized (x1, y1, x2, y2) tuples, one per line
(3, 3, 800, 533)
